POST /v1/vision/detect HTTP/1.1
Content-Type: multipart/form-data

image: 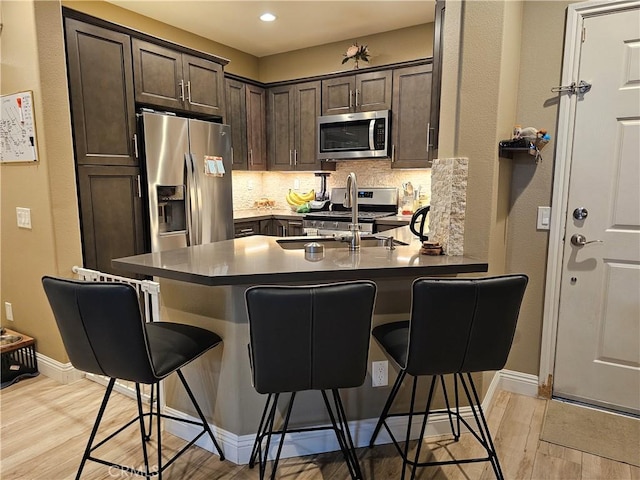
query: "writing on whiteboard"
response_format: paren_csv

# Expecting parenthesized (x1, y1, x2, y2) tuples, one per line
(1, 91, 38, 162)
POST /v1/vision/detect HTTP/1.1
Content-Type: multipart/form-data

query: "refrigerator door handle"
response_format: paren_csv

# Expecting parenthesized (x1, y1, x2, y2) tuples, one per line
(190, 152, 203, 245)
(184, 152, 197, 246)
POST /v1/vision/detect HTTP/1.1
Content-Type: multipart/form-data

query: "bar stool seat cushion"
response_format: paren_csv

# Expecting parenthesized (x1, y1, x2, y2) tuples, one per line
(371, 320, 409, 368)
(146, 322, 222, 378)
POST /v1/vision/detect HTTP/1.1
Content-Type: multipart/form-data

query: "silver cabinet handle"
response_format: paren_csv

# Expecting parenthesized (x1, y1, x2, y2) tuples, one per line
(133, 133, 139, 159)
(571, 234, 603, 247)
(289, 150, 293, 166)
(355, 89, 360, 107)
(349, 90, 353, 109)
(186, 80, 192, 103)
(136, 175, 142, 198)
(249, 149, 253, 166)
(391, 144, 396, 163)
(426, 122, 432, 152)
(179, 80, 185, 101)
(294, 149, 298, 166)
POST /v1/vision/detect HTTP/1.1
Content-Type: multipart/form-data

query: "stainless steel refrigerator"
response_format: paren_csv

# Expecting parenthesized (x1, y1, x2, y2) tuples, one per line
(139, 111, 234, 253)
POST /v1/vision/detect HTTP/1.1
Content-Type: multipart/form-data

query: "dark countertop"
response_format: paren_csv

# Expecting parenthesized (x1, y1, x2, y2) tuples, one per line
(113, 226, 487, 286)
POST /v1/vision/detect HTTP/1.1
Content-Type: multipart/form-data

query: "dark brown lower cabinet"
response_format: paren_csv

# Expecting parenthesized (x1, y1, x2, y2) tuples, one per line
(77, 165, 146, 276)
(274, 218, 305, 237)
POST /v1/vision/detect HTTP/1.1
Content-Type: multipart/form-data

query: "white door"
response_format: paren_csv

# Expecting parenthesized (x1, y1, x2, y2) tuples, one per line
(553, 6, 640, 415)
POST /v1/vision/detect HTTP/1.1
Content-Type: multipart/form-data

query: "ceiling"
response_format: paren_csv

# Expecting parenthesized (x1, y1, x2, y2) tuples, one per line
(106, 1, 436, 57)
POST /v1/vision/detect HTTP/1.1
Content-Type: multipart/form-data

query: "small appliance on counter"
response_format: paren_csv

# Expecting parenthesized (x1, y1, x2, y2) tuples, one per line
(309, 172, 331, 211)
(303, 187, 398, 236)
(409, 205, 430, 242)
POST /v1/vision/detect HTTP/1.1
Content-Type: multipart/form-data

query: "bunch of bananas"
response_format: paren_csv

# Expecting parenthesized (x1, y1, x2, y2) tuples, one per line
(285, 189, 315, 207)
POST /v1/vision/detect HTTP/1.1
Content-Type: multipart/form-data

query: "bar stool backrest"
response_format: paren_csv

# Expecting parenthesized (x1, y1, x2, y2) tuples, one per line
(406, 275, 528, 376)
(245, 281, 377, 394)
(42, 276, 157, 383)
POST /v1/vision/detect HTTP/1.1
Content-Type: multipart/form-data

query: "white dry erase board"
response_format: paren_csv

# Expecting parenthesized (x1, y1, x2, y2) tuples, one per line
(1, 91, 39, 163)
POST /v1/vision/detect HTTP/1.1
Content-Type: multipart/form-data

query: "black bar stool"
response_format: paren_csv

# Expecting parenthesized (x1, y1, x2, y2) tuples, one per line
(245, 281, 377, 479)
(42, 276, 225, 480)
(369, 275, 528, 480)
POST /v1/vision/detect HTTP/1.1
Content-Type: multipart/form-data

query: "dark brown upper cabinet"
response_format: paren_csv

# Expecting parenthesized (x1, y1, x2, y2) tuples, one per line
(391, 64, 433, 169)
(267, 81, 324, 171)
(64, 18, 137, 166)
(225, 79, 267, 170)
(132, 39, 225, 118)
(321, 70, 392, 115)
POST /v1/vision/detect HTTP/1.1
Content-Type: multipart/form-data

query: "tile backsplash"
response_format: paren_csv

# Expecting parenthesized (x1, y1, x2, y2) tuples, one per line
(232, 160, 431, 211)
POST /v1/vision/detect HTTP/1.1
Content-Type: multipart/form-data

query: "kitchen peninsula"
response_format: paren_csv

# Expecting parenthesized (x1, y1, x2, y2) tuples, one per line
(113, 226, 487, 463)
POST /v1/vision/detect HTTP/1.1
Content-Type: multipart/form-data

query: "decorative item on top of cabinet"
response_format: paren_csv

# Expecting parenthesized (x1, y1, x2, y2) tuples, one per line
(321, 70, 391, 115)
(65, 18, 137, 166)
(132, 39, 225, 118)
(391, 63, 434, 169)
(268, 81, 334, 172)
(225, 78, 267, 170)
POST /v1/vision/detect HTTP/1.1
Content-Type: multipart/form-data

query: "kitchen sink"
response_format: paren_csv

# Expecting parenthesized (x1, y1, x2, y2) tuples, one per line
(276, 236, 408, 250)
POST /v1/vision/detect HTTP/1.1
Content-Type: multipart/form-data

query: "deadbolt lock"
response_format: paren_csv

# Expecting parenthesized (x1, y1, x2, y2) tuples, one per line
(573, 207, 588, 220)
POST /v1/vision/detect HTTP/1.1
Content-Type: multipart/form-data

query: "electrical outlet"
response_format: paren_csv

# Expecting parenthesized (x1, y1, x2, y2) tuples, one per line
(5, 302, 14, 321)
(293, 178, 300, 190)
(372, 360, 388, 387)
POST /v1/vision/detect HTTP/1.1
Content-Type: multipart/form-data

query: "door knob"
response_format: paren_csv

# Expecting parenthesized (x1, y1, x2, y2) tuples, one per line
(570, 234, 603, 247)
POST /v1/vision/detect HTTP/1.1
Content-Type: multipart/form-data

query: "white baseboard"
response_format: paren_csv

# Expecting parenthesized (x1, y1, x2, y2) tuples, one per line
(165, 368, 540, 466)
(36, 353, 84, 384)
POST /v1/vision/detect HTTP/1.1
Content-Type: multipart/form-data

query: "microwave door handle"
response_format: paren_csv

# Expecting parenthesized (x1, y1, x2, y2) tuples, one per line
(369, 120, 375, 151)
(190, 153, 202, 245)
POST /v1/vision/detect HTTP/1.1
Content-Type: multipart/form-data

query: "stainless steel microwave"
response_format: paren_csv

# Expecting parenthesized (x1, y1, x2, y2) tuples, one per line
(317, 110, 390, 160)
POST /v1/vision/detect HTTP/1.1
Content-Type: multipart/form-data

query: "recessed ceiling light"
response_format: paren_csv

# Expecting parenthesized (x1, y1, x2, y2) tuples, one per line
(260, 13, 276, 22)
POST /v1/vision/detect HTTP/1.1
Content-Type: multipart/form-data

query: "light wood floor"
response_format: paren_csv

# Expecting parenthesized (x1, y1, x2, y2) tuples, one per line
(1, 375, 638, 479)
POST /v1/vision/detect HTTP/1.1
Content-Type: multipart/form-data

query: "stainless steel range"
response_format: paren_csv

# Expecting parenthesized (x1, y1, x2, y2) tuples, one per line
(303, 187, 398, 236)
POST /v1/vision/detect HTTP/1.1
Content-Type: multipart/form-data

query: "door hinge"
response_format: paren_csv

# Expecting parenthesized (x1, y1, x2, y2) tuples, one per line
(581, 26, 586, 43)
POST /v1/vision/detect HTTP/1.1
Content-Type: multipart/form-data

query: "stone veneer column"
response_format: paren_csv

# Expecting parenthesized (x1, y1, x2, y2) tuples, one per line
(429, 157, 468, 255)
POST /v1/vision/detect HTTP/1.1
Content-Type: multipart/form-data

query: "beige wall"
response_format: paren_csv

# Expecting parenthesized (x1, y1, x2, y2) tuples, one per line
(0, 0, 80, 361)
(260, 24, 433, 83)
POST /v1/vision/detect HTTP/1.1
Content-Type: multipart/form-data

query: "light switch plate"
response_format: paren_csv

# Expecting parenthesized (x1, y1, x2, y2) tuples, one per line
(537, 206, 551, 230)
(16, 207, 32, 229)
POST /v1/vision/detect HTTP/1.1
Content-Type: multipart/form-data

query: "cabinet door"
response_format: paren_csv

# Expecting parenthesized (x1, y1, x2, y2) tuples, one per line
(356, 70, 392, 112)
(259, 218, 274, 236)
(267, 86, 295, 170)
(321, 77, 355, 115)
(246, 85, 267, 170)
(287, 219, 305, 236)
(391, 64, 433, 169)
(65, 18, 137, 166)
(132, 39, 183, 110)
(77, 165, 146, 276)
(183, 54, 225, 117)
(225, 79, 248, 169)
(294, 81, 321, 170)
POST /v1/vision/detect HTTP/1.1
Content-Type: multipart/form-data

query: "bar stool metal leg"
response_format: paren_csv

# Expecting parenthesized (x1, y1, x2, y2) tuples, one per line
(76, 378, 117, 480)
(369, 369, 406, 447)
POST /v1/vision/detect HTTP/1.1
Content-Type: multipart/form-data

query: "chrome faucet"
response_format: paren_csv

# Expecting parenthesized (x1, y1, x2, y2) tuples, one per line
(344, 172, 361, 251)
